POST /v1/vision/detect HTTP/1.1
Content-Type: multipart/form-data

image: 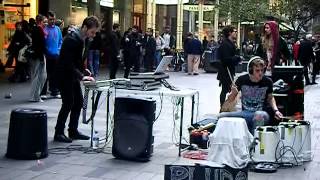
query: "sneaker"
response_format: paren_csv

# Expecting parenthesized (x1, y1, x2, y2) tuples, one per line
(51, 94, 61, 99)
(29, 98, 44, 103)
(40, 95, 48, 99)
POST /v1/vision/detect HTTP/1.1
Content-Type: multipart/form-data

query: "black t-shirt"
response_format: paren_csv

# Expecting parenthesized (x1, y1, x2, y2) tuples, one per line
(235, 74, 273, 112)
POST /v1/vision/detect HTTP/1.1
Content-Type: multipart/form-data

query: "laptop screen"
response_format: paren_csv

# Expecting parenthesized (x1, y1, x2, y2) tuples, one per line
(155, 55, 173, 74)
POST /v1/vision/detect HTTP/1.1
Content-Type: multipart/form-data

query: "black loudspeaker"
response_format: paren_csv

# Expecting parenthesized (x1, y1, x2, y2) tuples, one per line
(112, 97, 156, 162)
(6, 108, 48, 160)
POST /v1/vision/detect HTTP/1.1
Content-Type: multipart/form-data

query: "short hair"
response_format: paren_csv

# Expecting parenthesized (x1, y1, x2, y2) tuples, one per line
(132, 25, 139, 30)
(82, 16, 100, 29)
(36, 14, 45, 23)
(248, 56, 265, 74)
(113, 23, 119, 30)
(147, 28, 153, 34)
(47, 11, 55, 18)
(222, 25, 235, 38)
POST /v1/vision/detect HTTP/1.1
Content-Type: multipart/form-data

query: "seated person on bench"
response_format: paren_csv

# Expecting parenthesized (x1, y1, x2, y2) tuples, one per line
(219, 56, 283, 134)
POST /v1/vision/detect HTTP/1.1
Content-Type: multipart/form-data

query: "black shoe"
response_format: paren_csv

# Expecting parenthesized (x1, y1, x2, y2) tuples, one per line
(69, 131, 90, 140)
(311, 82, 318, 85)
(54, 133, 72, 143)
(306, 82, 312, 86)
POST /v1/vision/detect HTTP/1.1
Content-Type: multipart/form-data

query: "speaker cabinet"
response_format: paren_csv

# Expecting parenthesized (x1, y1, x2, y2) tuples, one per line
(112, 96, 156, 161)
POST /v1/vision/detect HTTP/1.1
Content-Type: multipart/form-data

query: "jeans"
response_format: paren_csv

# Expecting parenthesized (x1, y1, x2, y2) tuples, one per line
(218, 110, 270, 134)
(30, 58, 47, 101)
(88, 50, 100, 77)
(155, 50, 162, 67)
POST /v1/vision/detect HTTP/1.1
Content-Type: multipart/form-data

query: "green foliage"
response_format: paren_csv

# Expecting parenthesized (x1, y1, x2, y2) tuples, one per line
(217, 0, 269, 23)
(271, 0, 320, 36)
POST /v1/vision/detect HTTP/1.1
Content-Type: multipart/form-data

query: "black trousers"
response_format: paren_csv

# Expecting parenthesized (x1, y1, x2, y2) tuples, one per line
(144, 54, 154, 72)
(219, 79, 232, 107)
(123, 52, 131, 78)
(55, 80, 83, 134)
(41, 56, 59, 95)
(109, 55, 119, 79)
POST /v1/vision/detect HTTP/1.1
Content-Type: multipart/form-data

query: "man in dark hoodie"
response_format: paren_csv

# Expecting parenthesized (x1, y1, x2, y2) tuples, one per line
(54, 16, 99, 143)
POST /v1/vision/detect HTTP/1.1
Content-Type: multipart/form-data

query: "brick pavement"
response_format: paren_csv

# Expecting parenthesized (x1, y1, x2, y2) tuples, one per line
(0, 68, 319, 180)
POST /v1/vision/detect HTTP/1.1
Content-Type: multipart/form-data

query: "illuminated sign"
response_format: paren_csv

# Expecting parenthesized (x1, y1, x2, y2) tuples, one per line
(183, 5, 215, 12)
(81, 0, 114, 7)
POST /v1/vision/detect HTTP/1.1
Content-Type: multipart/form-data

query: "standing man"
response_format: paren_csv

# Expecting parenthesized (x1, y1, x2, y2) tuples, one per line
(41, 11, 63, 98)
(162, 26, 176, 55)
(142, 28, 156, 72)
(108, 23, 121, 79)
(298, 34, 315, 85)
(218, 26, 242, 108)
(128, 26, 142, 73)
(54, 16, 99, 143)
(185, 33, 202, 75)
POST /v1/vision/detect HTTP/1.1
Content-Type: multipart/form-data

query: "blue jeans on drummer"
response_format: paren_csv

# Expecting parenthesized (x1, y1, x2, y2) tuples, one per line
(219, 110, 270, 134)
(88, 50, 100, 77)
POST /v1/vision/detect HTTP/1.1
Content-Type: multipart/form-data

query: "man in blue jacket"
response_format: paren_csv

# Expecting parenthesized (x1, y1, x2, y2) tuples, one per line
(185, 33, 202, 75)
(41, 11, 63, 98)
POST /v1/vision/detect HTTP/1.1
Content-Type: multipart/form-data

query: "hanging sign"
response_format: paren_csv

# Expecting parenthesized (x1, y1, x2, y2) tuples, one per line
(183, 5, 215, 12)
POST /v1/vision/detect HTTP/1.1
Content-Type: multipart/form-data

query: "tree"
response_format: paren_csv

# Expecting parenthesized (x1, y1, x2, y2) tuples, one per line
(271, 0, 320, 39)
(217, 0, 269, 24)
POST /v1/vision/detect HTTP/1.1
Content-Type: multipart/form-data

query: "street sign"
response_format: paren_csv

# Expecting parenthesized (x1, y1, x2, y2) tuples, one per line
(183, 4, 215, 12)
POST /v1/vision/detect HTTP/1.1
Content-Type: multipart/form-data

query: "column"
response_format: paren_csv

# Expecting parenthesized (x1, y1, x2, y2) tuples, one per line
(146, 0, 151, 29)
(88, 0, 101, 17)
(214, 0, 219, 42)
(237, 21, 240, 47)
(198, 0, 203, 40)
(176, 0, 183, 50)
(49, 0, 72, 25)
(152, 0, 156, 32)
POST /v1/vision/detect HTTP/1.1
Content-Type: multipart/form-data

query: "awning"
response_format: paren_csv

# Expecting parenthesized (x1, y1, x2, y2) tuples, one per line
(155, 0, 188, 5)
(279, 22, 294, 31)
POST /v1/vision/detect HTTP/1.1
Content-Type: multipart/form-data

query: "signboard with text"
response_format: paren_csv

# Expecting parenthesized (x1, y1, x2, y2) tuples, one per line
(183, 5, 215, 12)
(164, 164, 248, 180)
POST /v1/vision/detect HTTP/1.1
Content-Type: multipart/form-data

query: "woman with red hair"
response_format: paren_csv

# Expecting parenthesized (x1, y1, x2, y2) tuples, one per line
(256, 21, 290, 72)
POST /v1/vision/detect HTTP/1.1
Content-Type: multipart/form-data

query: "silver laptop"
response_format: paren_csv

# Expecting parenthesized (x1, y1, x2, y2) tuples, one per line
(154, 55, 173, 74)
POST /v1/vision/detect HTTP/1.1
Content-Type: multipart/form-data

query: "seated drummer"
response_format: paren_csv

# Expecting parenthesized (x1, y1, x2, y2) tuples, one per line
(219, 56, 283, 134)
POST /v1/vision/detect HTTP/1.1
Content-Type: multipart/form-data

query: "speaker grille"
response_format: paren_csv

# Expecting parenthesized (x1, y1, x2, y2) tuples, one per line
(113, 114, 149, 158)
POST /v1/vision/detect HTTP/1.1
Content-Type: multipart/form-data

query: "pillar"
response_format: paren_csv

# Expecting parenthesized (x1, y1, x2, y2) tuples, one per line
(49, 0, 72, 25)
(214, 0, 219, 42)
(176, 0, 183, 50)
(88, 0, 101, 17)
(198, 1, 204, 40)
(152, 0, 156, 32)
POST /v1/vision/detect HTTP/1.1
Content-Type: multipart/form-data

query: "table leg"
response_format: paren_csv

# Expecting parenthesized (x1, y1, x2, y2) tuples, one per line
(106, 89, 111, 142)
(191, 94, 195, 125)
(179, 97, 185, 156)
(90, 91, 96, 148)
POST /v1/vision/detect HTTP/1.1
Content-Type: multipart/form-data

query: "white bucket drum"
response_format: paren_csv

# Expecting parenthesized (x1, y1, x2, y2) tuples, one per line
(296, 120, 312, 162)
(278, 122, 303, 164)
(252, 126, 280, 163)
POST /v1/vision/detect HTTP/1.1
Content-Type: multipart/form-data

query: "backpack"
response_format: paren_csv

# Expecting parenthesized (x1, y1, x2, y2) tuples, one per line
(209, 45, 221, 68)
(17, 45, 29, 63)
